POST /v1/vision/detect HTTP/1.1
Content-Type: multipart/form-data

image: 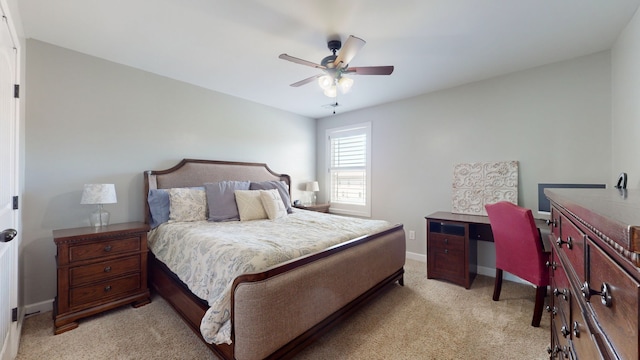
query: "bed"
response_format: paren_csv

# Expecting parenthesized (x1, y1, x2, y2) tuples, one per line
(144, 159, 406, 360)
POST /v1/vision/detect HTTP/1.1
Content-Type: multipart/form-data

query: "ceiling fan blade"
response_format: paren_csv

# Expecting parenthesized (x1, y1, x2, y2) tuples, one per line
(279, 54, 326, 70)
(290, 74, 322, 87)
(344, 66, 394, 75)
(334, 35, 366, 69)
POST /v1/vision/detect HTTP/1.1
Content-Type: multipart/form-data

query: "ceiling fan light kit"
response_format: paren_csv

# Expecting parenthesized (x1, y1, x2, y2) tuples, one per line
(279, 35, 394, 99)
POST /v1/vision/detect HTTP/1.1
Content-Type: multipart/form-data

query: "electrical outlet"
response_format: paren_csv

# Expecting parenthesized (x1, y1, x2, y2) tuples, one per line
(408, 230, 415, 240)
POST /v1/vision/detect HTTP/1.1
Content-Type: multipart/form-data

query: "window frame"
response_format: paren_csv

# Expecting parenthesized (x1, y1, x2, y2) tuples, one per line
(325, 122, 371, 217)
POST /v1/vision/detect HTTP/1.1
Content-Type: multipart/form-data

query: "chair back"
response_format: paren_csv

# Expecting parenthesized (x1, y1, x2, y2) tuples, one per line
(485, 201, 549, 286)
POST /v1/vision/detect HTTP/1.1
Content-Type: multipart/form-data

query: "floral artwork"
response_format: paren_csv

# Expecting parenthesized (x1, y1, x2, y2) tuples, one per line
(452, 161, 518, 215)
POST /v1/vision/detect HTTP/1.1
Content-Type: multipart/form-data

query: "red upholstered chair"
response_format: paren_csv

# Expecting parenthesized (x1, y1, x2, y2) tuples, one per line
(485, 201, 550, 327)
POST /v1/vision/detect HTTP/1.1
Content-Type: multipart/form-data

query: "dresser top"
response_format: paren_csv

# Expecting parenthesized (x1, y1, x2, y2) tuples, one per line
(545, 188, 640, 252)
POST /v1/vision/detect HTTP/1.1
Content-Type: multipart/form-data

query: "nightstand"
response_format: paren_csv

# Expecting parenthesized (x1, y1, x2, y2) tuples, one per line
(53, 222, 151, 334)
(293, 203, 330, 213)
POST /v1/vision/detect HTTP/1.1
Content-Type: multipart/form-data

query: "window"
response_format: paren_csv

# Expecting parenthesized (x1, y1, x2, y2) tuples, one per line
(326, 122, 371, 217)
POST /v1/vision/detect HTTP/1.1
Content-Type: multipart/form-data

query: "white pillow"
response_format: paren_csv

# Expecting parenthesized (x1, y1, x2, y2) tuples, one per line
(168, 187, 207, 222)
(235, 190, 268, 221)
(260, 189, 287, 220)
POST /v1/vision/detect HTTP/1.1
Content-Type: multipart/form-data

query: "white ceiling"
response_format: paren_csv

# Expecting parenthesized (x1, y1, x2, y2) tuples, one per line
(18, 0, 640, 119)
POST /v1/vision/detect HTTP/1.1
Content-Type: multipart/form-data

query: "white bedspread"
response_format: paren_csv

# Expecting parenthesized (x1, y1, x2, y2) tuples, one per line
(147, 209, 393, 344)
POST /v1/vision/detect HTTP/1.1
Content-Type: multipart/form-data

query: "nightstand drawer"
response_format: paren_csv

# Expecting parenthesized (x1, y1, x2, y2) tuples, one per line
(70, 255, 141, 286)
(69, 236, 141, 262)
(70, 273, 141, 308)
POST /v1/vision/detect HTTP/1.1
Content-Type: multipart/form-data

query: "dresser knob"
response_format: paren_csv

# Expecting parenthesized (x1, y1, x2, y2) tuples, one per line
(444, 238, 448, 244)
(545, 261, 557, 270)
(104, 245, 112, 252)
(444, 249, 448, 254)
(553, 288, 568, 301)
(556, 236, 573, 249)
(104, 285, 112, 292)
(545, 305, 557, 315)
(572, 321, 580, 338)
(546, 218, 557, 227)
(104, 266, 111, 273)
(560, 325, 570, 337)
(581, 281, 612, 307)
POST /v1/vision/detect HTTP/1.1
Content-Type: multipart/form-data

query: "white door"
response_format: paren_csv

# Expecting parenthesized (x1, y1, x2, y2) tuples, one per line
(0, 2, 20, 359)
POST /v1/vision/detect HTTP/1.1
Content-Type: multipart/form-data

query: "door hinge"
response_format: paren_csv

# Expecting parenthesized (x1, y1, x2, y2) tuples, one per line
(12, 307, 17, 322)
(12, 196, 18, 210)
(13, 84, 19, 98)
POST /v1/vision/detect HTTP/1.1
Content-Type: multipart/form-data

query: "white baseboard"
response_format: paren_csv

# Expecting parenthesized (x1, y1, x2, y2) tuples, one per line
(405, 251, 426, 263)
(25, 299, 53, 318)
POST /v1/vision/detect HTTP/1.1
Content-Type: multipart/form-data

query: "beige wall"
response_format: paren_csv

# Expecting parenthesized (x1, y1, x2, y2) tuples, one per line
(23, 40, 316, 306)
(317, 51, 612, 269)
(612, 8, 640, 188)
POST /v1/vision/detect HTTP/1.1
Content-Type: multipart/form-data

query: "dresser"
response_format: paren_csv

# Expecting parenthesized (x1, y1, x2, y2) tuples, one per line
(545, 189, 640, 359)
(53, 222, 151, 334)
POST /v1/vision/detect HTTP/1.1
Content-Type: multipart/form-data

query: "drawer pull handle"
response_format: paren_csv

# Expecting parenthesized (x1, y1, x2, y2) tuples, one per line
(444, 249, 448, 254)
(572, 321, 580, 338)
(104, 285, 112, 292)
(104, 266, 111, 273)
(581, 281, 612, 307)
(553, 288, 568, 301)
(556, 236, 573, 249)
(545, 261, 557, 270)
(444, 238, 448, 244)
(104, 245, 112, 252)
(545, 305, 557, 316)
(560, 325, 570, 338)
(546, 218, 557, 227)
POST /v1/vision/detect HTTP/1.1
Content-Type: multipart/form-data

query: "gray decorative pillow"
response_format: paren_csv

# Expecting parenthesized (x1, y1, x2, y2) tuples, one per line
(148, 189, 170, 229)
(249, 181, 293, 214)
(205, 181, 250, 221)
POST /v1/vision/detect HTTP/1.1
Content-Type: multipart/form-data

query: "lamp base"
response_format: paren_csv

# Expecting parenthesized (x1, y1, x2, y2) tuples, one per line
(89, 206, 110, 227)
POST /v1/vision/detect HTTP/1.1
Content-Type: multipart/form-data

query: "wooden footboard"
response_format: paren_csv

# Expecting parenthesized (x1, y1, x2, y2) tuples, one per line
(149, 224, 405, 360)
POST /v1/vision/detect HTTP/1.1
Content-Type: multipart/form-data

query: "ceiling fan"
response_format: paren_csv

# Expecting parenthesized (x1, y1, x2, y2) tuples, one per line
(278, 35, 394, 97)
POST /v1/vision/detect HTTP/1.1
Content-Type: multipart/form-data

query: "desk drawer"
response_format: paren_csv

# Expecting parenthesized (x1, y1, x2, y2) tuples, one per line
(428, 233, 464, 252)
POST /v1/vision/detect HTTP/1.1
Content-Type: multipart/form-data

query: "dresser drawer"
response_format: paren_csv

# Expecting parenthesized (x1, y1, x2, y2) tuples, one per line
(428, 233, 464, 252)
(69, 255, 141, 286)
(558, 214, 586, 282)
(69, 236, 141, 263)
(586, 240, 640, 360)
(551, 251, 571, 326)
(70, 273, 141, 308)
(570, 294, 602, 359)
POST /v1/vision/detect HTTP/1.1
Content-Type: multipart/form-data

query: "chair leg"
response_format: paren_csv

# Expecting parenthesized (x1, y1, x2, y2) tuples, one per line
(532, 285, 546, 327)
(493, 268, 503, 301)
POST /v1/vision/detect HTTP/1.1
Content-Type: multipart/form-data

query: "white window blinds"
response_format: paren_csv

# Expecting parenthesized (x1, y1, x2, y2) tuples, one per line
(326, 123, 371, 217)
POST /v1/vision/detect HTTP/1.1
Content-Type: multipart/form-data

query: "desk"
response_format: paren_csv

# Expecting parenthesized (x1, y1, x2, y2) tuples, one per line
(425, 211, 549, 289)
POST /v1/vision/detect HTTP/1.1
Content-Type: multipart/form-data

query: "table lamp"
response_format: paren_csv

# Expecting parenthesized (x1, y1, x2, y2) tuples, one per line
(306, 181, 319, 205)
(81, 184, 117, 227)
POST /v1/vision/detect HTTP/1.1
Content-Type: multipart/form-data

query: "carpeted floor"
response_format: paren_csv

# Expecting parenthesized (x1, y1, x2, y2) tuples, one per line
(16, 259, 549, 359)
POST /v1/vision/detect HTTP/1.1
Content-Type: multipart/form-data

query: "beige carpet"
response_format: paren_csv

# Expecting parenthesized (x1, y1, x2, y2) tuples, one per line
(16, 259, 549, 359)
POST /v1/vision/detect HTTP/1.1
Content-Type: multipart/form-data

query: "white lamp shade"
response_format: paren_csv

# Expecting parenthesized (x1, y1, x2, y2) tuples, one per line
(306, 181, 320, 192)
(80, 184, 117, 204)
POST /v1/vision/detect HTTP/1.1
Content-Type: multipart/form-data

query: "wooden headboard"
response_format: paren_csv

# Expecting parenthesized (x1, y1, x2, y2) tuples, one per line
(143, 159, 291, 224)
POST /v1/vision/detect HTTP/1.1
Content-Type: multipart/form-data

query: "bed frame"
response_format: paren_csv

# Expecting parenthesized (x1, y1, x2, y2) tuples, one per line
(144, 159, 406, 360)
